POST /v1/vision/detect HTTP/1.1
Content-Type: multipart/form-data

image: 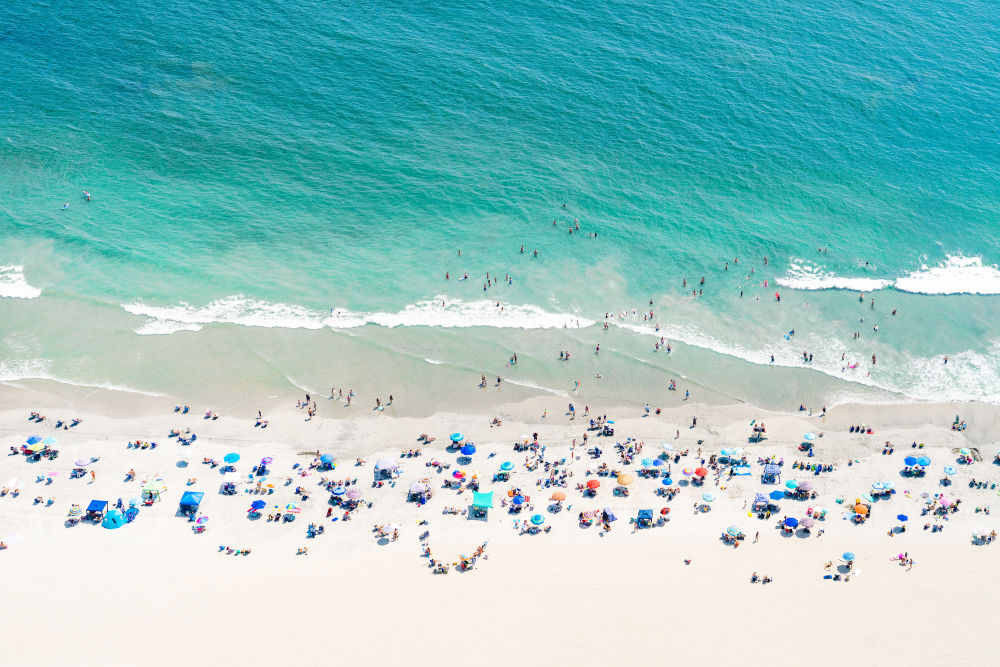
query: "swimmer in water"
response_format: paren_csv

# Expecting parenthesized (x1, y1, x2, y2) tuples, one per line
(61, 203, 69, 210)
(83, 190, 91, 201)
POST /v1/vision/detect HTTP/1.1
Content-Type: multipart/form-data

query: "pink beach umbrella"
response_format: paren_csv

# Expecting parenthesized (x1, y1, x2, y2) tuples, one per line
(346, 488, 363, 501)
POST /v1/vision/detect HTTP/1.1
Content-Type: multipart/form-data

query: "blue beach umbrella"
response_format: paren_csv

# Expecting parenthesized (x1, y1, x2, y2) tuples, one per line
(26, 436, 42, 445)
(803, 432, 817, 441)
(320, 454, 334, 464)
(102, 509, 127, 529)
(883, 480, 896, 490)
(42, 436, 58, 445)
(500, 461, 514, 471)
(223, 453, 240, 464)
(450, 433, 463, 442)
(720, 448, 732, 457)
(250, 500, 267, 510)
(769, 490, 785, 501)
(641, 458, 654, 468)
(512, 495, 525, 505)
(727, 525, 741, 537)
(702, 492, 716, 503)
(661, 478, 673, 486)
(652, 458, 664, 466)
(842, 552, 856, 562)
(784, 517, 799, 528)
(897, 514, 908, 522)
(872, 482, 885, 490)
(916, 456, 931, 466)
(332, 487, 346, 496)
(785, 480, 798, 490)
(128, 497, 141, 507)
(530, 514, 545, 525)
(943, 466, 957, 475)
(903, 456, 917, 466)
(460, 445, 476, 456)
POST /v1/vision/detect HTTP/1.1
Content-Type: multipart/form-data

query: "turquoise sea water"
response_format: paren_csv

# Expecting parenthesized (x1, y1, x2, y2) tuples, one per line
(2, 0, 999, 407)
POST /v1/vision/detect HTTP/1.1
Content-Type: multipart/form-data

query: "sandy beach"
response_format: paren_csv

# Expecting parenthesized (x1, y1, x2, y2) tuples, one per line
(1, 380, 998, 665)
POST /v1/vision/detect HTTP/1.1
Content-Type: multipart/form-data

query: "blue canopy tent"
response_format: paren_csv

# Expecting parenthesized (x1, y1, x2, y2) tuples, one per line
(752, 492, 769, 511)
(470, 490, 494, 519)
(602, 508, 618, 522)
(636, 509, 654, 527)
(86, 500, 109, 517)
(179, 491, 204, 512)
(762, 464, 782, 484)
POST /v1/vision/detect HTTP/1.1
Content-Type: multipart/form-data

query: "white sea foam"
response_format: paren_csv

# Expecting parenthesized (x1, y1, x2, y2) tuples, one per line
(0, 265, 41, 299)
(612, 320, 1000, 404)
(777, 262, 890, 292)
(894, 255, 1000, 295)
(124, 295, 593, 334)
(0, 358, 168, 397)
(777, 255, 1000, 295)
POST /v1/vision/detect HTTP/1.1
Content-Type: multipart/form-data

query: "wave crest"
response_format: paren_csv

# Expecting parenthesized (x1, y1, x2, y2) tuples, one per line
(777, 255, 1000, 295)
(0, 265, 42, 299)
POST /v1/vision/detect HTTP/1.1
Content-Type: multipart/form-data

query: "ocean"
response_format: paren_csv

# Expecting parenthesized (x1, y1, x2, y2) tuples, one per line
(2, 0, 999, 408)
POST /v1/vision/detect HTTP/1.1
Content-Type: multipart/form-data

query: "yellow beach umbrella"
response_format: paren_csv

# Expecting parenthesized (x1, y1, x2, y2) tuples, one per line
(617, 474, 634, 486)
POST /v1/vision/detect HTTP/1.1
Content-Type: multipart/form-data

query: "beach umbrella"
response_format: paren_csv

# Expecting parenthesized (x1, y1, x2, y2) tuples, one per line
(102, 509, 127, 529)
(331, 487, 346, 496)
(320, 454, 334, 464)
(74, 459, 90, 467)
(260, 457, 273, 465)
(903, 456, 917, 466)
(617, 474, 634, 486)
(67, 506, 82, 517)
(285, 503, 300, 513)
(798, 481, 813, 492)
(800, 517, 816, 528)
(720, 448, 731, 457)
(682, 468, 693, 476)
(803, 432, 817, 441)
(586, 479, 600, 490)
(854, 505, 869, 515)
(450, 433, 463, 442)
(346, 488, 363, 500)
(42, 436, 58, 446)
(769, 490, 785, 501)
(460, 444, 476, 456)
(500, 461, 514, 471)
(662, 443, 674, 451)
(661, 478, 673, 486)
(916, 456, 931, 466)
(883, 480, 896, 490)
(530, 514, 545, 525)
(862, 493, 875, 503)
(196, 516, 209, 525)
(785, 480, 798, 490)
(784, 517, 799, 528)
(550, 491, 566, 501)
(960, 448, 970, 456)
(943, 466, 957, 475)
(641, 458, 654, 468)
(652, 458, 664, 467)
(694, 467, 708, 477)
(452, 470, 465, 480)
(841, 552, 856, 562)
(940, 497, 953, 507)
(250, 500, 266, 510)
(872, 482, 885, 490)
(27, 442, 45, 453)
(26, 436, 42, 445)
(727, 525, 741, 537)
(128, 497, 141, 506)
(897, 514, 908, 522)
(702, 492, 716, 503)
(512, 495, 525, 505)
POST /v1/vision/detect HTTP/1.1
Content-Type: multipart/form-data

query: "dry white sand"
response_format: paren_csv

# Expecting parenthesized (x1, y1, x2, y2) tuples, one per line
(1, 383, 999, 665)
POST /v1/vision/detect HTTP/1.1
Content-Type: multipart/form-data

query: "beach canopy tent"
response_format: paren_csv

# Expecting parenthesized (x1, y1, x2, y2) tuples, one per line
(374, 459, 398, 479)
(602, 508, 617, 522)
(179, 491, 204, 511)
(408, 482, 430, 502)
(472, 491, 494, 509)
(637, 509, 654, 526)
(87, 500, 109, 515)
(762, 464, 782, 483)
(753, 493, 769, 510)
(471, 491, 494, 519)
